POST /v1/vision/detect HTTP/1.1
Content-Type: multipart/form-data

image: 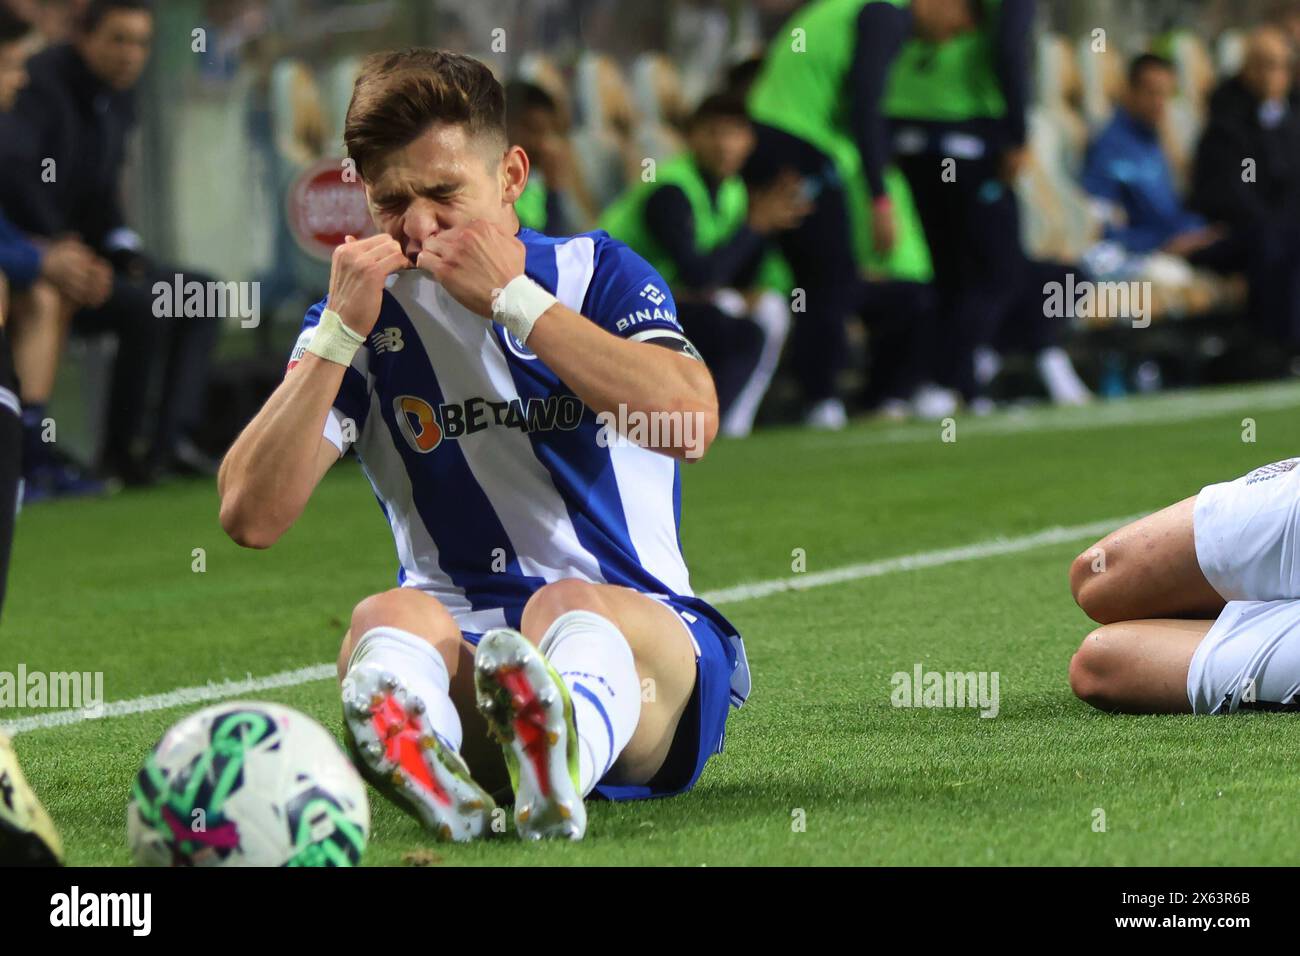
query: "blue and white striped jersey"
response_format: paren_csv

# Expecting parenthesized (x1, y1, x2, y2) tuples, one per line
(289, 228, 725, 640)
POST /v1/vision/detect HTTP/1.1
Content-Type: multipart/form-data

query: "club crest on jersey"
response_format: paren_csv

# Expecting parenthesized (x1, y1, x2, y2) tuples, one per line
(501, 327, 537, 361)
(394, 393, 583, 453)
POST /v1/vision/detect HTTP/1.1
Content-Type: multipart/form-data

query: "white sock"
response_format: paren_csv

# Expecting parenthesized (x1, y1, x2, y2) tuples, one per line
(1036, 347, 1092, 405)
(538, 610, 641, 796)
(721, 290, 791, 438)
(347, 626, 462, 752)
(974, 346, 1002, 388)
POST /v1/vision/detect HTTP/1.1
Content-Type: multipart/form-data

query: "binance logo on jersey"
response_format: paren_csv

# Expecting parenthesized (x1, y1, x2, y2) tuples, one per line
(394, 394, 584, 453)
(614, 285, 678, 334)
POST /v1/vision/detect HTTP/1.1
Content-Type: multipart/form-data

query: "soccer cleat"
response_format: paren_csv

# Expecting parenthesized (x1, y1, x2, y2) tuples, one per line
(341, 668, 495, 843)
(474, 628, 586, 841)
(0, 731, 64, 866)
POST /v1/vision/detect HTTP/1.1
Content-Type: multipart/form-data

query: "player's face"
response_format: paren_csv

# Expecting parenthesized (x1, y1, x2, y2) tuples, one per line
(77, 9, 153, 91)
(365, 122, 525, 266)
(689, 116, 754, 181)
(0, 39, 30, 112)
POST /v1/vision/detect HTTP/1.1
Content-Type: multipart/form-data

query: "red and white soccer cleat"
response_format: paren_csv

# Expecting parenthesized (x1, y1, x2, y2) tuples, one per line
(342, 668, 495, 843)
(474, 628, 586, 841)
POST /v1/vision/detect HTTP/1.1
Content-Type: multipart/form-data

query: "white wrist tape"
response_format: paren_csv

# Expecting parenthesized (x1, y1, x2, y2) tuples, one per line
(491, 275, 556, 343)
(306, 308, 367, 367)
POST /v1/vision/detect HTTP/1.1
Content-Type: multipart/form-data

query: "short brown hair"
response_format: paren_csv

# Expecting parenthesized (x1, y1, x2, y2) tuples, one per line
(344, 48, 506, 181)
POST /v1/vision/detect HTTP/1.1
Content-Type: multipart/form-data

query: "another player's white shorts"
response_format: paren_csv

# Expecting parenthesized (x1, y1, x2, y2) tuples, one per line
(1187, 600, 1300, 714)
(1193, 458, 1300, 601)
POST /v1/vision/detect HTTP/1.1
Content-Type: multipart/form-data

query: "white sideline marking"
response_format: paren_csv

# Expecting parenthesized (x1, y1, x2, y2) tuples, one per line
(0, 665, 336, 737)
(700, 515, 1137, 604)
(1, 515, 1135, 738)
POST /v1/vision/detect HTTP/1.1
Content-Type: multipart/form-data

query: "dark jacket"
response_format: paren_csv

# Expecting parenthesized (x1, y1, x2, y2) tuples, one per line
(1191, 75, 1300, 229)
(1, 43, 138, 249)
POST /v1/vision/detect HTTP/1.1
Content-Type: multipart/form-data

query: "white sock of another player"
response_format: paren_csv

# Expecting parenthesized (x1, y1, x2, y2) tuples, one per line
(538, 610, 642, 796)
(348, 626, 463, 753)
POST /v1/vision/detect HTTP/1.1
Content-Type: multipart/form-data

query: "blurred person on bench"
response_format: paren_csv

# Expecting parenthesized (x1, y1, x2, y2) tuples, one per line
(506, 79, 597, 237)
(0, 3, 111, 502)
(0, 0, 221, 485)
(1190, 25, 1300, 349)
(1084, 51, 1300, 354)
(600, 93, 804, 437)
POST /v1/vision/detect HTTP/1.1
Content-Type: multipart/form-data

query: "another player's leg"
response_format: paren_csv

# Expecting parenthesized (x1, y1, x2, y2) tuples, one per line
(337, 588, 496, 842)
(1068, 618, 1210, 713)
(1069, 497, 1226, 625)
(1072, 600, 1300, 715)
(474, 580, 697, 840)
(0, 322, 63, 865)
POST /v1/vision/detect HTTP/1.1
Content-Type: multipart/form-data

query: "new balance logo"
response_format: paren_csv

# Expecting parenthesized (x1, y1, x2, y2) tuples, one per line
(639, 284, 666, 306)
(372, 327, 404, 354)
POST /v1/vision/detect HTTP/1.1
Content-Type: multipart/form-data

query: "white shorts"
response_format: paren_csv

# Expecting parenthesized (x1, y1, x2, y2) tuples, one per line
(1187, 599, 1300, 714)
(1193, 458, 1300, 602)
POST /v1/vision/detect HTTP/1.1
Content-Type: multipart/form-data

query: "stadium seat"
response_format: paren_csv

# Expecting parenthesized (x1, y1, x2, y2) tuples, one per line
(1075, 35, 1126, 130)
(322, 55, 363, 145)
(270, 59, 328, 170)
(1216, 28, 1246, 76)
(630, 53, 687, 169)
(571, 53, 642, 208)
(1159, 31, 1215, 190)
(517, 53, 574, 131)
(1022, 36, 1098, 262)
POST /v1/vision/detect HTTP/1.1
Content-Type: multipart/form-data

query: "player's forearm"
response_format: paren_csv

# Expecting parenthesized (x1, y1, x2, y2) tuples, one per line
(527, 305, 719, 460)
(218, 355, 343, 547)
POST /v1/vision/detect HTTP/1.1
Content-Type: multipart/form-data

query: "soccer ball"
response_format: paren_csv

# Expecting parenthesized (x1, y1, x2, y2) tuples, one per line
(127, 701, 369, 867)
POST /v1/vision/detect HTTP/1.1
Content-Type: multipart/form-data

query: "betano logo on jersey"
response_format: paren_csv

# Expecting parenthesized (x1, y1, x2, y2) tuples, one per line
(394, 393, 584, 453)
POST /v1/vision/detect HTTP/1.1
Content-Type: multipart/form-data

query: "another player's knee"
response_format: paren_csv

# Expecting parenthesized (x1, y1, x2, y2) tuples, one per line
(1070, 543, 1121, 624)
(521, 579, 612, 637)
(1069, 625, 1124, 710)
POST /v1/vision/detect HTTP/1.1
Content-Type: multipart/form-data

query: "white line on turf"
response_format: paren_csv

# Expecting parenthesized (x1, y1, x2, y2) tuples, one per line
(0, 664, 336, 737)
(1, 514, 1137, 738)
(700, 514, 1139, 604)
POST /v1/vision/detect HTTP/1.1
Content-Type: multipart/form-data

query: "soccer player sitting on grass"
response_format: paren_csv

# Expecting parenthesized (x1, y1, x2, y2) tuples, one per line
(1069, 459, 1300, 714)
(218, 49, 750, 841)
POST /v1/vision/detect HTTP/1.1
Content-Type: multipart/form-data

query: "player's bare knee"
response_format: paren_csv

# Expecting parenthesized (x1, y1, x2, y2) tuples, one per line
(1070, 543, 1122, 624)
(347, 589, 460, 655)
(521, 579, 611, 638)
(1069, 626, 1121, 709)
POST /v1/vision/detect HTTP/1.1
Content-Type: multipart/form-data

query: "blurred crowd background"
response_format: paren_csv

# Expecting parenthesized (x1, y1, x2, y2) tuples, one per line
(3, 0, 1300, 504)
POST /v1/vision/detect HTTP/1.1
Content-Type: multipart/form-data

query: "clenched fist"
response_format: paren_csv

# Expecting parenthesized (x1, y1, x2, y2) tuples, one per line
(417, 219, 526, 318)
(328, 234, 410, 337)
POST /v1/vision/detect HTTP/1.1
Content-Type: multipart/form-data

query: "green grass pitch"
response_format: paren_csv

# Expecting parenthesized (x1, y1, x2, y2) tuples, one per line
(6, 382, 1300, 866)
